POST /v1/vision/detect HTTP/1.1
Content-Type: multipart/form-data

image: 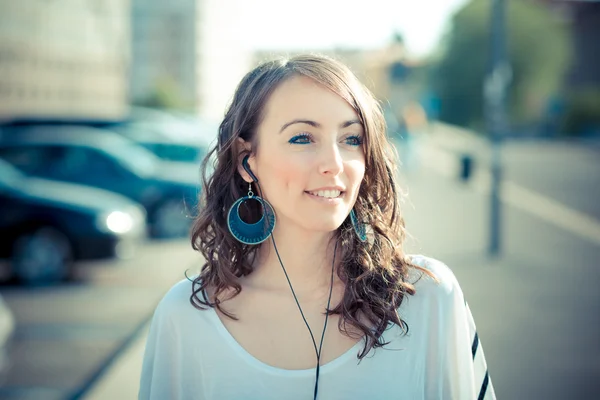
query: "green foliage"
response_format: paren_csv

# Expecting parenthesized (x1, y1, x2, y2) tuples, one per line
(560, 86, 600, 136)
(434, 0, 570, 133)
(134, 77, 191, 112)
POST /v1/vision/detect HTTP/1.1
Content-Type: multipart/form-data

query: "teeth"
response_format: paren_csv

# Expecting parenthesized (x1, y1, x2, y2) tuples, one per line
(310, 190, 341, 198)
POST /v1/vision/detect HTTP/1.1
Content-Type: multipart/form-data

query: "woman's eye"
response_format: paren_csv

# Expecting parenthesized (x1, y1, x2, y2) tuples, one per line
(345, 135, 363, 146)
(288, 133, 312, 144)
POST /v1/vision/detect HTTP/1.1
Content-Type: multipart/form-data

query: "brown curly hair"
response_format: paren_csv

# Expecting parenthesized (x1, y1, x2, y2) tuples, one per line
(190, 54, 432, 360)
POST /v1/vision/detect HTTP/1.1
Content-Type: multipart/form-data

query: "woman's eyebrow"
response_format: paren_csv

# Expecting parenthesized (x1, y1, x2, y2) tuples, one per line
(341, 119, 362, 128)
(279, 119, 320, 133)
(279, 119, 362, 133)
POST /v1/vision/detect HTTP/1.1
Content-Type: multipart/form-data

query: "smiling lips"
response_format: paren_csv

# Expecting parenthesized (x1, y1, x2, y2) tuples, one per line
(305, 189, 344, 199)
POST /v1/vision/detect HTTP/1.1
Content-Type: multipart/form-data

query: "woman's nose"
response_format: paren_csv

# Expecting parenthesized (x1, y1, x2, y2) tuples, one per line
(317, 144, 344, 176)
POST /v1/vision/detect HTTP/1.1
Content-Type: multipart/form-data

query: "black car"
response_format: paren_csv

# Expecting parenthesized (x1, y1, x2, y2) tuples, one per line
(0, 124, 201, 238)
(0, 159, 146, 285)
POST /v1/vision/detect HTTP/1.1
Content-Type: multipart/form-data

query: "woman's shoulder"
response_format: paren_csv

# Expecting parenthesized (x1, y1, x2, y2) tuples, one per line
(406, 254, 464, 301)
(152, 277, 209, 322)
(396, 255, 468, 331)
(158, 277, 195, 304)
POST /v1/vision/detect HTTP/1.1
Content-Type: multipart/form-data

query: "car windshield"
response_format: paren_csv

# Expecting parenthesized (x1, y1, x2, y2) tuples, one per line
(103, 142, 158, 177)
(0, 160, 23, 191)
(110, 123, 153, 140)
(143, 143, 203, 163)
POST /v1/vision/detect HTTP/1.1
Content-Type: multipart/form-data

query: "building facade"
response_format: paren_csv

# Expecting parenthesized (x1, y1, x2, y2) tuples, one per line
(0, 0, 130, 122)
(130, 0, 251, 122)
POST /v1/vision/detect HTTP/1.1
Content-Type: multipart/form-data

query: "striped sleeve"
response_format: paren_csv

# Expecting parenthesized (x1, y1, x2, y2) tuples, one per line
(465, 301, 496, 400)
(409, 255, 497, 399)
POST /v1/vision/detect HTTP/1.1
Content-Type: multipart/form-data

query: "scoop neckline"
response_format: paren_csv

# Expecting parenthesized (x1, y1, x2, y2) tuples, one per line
(207, 305, 364, 377)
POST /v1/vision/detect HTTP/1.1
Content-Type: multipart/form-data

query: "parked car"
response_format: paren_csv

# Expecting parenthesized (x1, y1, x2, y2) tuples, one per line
(106, 123, 208, 164)
(0, 124, 201, 238)
(0, 294, 14, 381)
(0, 159, 146, 285)
(101, 107, 217, 164)
(128, 107, 216, 144)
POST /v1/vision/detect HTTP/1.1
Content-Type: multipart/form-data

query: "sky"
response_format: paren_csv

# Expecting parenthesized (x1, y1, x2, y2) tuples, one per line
(236, 0, 470, 57)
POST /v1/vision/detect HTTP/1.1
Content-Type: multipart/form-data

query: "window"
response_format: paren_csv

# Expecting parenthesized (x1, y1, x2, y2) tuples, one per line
(0, 146, 56, 175)
(49, 146, 123, 181)
(0, 160, 23, 192)
(77, 148, 123, 178)
(144, 143, 202, 163)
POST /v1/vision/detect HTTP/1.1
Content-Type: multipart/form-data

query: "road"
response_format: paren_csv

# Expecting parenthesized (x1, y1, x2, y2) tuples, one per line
(422, 123, 600, 221)
(0, 128, 598, 399)
(0, 240, 199, 400)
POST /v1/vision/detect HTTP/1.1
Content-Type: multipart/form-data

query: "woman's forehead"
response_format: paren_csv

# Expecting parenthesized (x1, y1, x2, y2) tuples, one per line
(260, 75, 361, 129)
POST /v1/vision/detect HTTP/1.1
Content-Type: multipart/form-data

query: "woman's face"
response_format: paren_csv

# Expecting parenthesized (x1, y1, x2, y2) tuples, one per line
(244, 75, 366, 235)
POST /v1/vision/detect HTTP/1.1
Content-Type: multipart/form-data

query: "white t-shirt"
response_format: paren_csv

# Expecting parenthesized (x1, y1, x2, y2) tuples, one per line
(139, 255, 495, 400)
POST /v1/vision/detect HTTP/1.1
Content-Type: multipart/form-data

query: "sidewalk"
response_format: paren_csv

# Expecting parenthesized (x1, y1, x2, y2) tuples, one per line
(82, 133, 600, 399)
(82, 324, 148, 400)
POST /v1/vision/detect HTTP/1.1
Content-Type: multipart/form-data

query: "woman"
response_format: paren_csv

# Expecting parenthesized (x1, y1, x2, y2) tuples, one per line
(139, 55, 495, 399)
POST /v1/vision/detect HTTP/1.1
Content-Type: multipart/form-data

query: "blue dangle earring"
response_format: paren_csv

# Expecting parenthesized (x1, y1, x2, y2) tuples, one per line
(350, 209, 367, 242)
(227, 182, 276, 245)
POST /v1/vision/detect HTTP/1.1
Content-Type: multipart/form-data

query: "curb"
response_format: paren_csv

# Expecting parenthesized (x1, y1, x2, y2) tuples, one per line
(416, 128, 600, 247)
(76, 322, 150, 400)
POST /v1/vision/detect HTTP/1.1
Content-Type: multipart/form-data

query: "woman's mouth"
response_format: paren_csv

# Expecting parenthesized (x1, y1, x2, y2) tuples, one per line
(304, 189, 344, 203)
(306, 189, 342, 198)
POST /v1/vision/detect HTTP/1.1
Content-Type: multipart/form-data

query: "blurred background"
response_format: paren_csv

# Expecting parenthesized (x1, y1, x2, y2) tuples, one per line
(0, 0, 598, 399)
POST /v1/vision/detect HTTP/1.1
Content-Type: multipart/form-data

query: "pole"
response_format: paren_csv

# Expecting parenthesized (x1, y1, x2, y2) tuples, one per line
(485, 0, 509, 257)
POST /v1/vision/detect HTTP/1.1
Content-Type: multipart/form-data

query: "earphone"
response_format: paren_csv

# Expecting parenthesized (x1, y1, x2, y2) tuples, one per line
(241, 154, 335, 400)
(242, 155, 258, 183)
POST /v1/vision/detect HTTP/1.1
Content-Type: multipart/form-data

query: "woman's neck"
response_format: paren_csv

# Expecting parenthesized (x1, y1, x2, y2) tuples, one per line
(242, 225, 342, 297)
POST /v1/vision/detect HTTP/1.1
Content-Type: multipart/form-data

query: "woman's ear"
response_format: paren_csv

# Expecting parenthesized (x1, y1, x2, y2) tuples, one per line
(236, 138, 254, 183)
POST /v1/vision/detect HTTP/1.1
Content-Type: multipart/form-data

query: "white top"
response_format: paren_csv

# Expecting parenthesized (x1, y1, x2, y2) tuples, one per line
(139, 255, 496, 400)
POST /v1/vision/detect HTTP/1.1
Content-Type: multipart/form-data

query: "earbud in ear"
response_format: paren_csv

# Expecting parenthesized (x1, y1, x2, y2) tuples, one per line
(242, 154, 258, 182)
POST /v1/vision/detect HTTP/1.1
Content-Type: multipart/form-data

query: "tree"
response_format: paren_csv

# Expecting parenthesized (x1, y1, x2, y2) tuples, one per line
(434, 0, 570, 134)
(134, 77, 191, 111)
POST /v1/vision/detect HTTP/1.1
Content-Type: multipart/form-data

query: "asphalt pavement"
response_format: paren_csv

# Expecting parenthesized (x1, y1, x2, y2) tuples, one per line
(0, 240, 200, 400)
(423, 122, 600, 221)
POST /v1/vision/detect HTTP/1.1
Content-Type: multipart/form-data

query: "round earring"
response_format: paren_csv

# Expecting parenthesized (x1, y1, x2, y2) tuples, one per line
(227, 183, 276, 245)
(350, 209, 367, 242)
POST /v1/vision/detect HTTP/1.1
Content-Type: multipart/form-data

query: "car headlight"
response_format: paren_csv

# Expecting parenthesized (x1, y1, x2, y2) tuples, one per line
(97, 211, 135, 234)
